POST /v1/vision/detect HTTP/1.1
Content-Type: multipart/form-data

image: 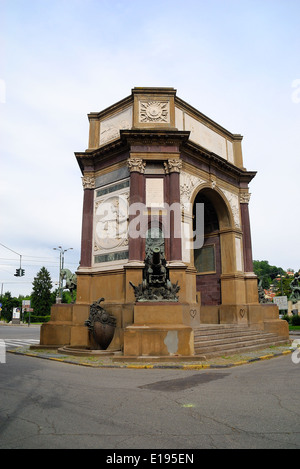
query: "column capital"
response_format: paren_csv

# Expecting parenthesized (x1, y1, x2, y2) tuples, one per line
(127, 158, 146, 173)
(239, 191, 251, 204)
(164, 158, 182, 174)
(82, 175, 95, 189)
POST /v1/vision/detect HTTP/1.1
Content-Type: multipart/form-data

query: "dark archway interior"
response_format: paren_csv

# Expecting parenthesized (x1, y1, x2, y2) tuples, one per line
(193, 191, 222, 305)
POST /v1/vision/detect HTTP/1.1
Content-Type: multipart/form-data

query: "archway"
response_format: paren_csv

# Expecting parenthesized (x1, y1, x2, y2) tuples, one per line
(193, 188, 231, 306)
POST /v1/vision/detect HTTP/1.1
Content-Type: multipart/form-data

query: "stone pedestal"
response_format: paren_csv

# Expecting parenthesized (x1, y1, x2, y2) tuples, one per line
(123, 303, 194, 357)
(40, 302, 134, 351)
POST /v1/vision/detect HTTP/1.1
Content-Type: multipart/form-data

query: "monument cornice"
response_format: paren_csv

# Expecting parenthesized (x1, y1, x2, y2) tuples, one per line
(182, 140, 256, 185)
(75, 129, 190, 174)
(120, 129, 190, 146)
(75, 128, 256, 187)
(75, 139, 130, 174)
(88, 94, 133, 121)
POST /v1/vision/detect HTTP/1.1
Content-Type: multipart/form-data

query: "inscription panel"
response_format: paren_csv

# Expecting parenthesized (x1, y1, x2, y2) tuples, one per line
(146, 178, 164, 208)
(194, 245, 216, 273)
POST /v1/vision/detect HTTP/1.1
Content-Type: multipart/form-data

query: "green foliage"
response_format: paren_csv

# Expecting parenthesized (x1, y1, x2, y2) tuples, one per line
(0, 291, 21, 322)
(253, 260, 285, 289)
(291, 315, 300, 326)
(23, 313, 50, 323)
(62, 290, 76, 304)
(273, 276, 293, 297)
(50, 289, 76, 304)
(31, 267, 53, 317)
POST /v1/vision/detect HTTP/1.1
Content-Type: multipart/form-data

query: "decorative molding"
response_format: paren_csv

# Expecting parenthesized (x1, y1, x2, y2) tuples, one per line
(127, 158, 146, 173)
(139, 101, 170, 123)
(164, 159, 182, 174)
(220, 188, 241, 228)
(209, 174, 217, 189)
(82, 175, 95, 189)
(180, 171, 205, 212)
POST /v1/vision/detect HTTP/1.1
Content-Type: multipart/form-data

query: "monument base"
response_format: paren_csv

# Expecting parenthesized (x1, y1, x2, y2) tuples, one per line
(40, 302, 134, 351)
(123, 324, 194, 357)
(39, 299, 288, 357)
(211, 303, 289, 338)
(122, 303, 195, 357)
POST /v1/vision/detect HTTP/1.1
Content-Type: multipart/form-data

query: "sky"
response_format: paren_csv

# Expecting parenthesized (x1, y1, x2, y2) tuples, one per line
(0, 0, 299, 297)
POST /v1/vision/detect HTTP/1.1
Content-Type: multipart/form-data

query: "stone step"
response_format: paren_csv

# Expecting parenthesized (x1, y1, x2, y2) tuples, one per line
(194, 329, 269, 341)
(193, 324, 290, 358)
(194, 332, 281, 347)
(195, 340, 289, 359)
(195, 336, 288, 352)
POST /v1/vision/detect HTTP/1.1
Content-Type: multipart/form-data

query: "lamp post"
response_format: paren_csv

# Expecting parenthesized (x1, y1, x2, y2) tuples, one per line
(53, 246, 73, 302)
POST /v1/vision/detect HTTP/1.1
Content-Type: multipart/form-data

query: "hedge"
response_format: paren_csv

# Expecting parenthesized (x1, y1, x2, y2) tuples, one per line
(24, 313, 51, 323)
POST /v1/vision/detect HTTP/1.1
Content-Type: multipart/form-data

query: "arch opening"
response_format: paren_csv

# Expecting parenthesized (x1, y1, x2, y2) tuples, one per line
(193, 188, 231, 306)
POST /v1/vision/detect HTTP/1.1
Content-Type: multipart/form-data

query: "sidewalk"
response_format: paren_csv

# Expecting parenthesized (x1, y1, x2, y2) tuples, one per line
(8, 340, 298, 369)
(0, 321, 40, 327)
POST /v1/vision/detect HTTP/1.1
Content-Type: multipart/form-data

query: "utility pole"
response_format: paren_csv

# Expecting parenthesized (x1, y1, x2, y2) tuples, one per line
(53, 246, 73, 302)
(0, 243, 25, 277)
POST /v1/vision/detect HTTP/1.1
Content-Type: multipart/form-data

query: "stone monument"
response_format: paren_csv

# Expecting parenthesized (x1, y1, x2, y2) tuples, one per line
(39, 87, 288, 355)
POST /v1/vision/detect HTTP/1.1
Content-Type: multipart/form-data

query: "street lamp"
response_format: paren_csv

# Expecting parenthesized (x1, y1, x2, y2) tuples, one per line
(53, 246, 73, 301)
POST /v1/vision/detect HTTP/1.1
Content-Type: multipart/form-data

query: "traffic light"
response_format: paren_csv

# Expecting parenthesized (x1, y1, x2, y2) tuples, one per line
(14, 268, 25, 277)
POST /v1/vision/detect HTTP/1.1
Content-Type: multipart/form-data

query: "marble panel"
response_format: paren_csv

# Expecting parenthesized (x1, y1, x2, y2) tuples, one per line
(146, 178, 164, 207)
(184, 113, 227, 160)
(99, 106, 133, 146)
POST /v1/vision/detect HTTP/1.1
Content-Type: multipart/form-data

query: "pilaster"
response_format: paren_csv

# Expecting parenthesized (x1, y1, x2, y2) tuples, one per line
(127, 158, 146, 262)
(79, 175, 95, 268)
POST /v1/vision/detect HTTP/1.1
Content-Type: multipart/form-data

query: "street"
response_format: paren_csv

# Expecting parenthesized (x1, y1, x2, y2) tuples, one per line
(0, 323, 40, 351)
(0, 325, 299, 449)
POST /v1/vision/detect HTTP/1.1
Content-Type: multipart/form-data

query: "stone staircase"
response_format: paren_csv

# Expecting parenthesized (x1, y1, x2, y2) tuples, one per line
(194, 324, 290, 358)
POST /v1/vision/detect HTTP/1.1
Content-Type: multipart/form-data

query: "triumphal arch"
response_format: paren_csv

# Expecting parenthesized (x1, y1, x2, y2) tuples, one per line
(40, 87, 288, 356)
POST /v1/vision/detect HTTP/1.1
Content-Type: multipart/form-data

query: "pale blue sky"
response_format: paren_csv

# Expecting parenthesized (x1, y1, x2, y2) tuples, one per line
(0, 0, 299, 296)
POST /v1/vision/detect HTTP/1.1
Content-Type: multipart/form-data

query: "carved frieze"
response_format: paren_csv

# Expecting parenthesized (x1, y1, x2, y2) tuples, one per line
(99, 107, 132, 146)
(94, 191, 129, 254)
(220, 188, 241, 228)
(180, 171, 205, 209)
(139, 101, 170, 123)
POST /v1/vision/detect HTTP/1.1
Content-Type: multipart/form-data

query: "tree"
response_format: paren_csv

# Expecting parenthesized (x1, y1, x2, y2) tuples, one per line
(31, 267, 53, 316)
(273, 275, 293, 297)
(0, 291, 21, 322)
(253, 260, 285, 289)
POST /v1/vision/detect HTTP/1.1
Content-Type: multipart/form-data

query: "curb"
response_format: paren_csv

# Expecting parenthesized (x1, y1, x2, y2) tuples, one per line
(8, 347, 294, 369)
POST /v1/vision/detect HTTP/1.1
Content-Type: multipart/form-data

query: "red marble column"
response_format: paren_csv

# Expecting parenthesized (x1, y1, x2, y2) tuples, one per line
(80, 183, 94, 268)
(240, 197, 254, 272)
(167, 159, 182, 262)
(128, 159, 145, 262)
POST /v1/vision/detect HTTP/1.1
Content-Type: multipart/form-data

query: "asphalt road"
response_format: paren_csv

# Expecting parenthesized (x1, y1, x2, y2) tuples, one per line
(0, 325, 299, 450)
(0, 323, 41, 338)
